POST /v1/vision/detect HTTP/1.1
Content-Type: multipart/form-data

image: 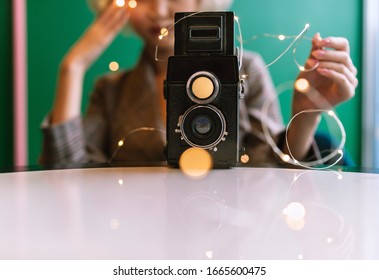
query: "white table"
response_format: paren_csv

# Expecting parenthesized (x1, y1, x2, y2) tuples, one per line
(0, 166, 378, 259)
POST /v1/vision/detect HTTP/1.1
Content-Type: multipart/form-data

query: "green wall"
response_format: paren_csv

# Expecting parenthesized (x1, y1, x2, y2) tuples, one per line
(24, 0, 361, 166)
(0, 1, 13, 168)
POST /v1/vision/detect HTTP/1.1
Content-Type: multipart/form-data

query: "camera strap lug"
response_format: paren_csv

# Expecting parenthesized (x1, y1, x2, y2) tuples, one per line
(239, 79, 245, 99)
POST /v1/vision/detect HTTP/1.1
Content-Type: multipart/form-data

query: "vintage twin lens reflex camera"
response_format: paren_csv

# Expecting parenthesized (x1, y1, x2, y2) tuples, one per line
(164, 11, 244, 168)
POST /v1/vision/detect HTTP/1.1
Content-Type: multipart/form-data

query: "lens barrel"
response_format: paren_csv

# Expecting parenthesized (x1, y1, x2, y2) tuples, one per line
(181, 105, 226, 149)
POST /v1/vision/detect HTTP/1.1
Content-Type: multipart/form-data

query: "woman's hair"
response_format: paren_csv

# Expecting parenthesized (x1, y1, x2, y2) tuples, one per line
(86, 0, 234, 35)
(198, 0, 234, 11)
(87, 0, 107, 12)
(87, 0, 234, 14)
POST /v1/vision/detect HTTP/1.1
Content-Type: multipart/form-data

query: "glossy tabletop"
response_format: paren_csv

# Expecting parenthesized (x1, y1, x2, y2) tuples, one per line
(0, 166, 378, 259)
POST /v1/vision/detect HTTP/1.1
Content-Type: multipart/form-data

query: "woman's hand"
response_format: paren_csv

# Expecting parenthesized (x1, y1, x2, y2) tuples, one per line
(292, 33, 358, 114)
(285, 33, 358, 161)
(51, 1, 130, 125)
(62, 1, 131, 72)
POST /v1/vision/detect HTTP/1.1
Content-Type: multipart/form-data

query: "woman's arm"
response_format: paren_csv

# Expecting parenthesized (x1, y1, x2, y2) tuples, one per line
(286, 33, 358, 160)
(50, 2, 130, 124)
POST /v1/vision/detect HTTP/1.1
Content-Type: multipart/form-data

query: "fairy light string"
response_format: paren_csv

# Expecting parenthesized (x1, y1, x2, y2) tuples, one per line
(261, 81, 346, 169)
(285, 109, 345, 169)
(107, 10, 347, 169)
(244, 23, 346, 169)
(155, 11, 207, 62)
(282, 170, 349, 253)
(240, 23, 319, 79)
(109, 127, 166, 163)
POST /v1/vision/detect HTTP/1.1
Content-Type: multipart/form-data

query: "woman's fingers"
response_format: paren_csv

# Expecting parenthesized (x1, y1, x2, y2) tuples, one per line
(317, 61, 358, 87)
(321, 36, 350, 52)
(311, 49, 357, 75)
(96, 1, 130, 32)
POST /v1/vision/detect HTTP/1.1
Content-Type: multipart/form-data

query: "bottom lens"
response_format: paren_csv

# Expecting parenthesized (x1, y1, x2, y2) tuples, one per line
(181, 105, 226, 149)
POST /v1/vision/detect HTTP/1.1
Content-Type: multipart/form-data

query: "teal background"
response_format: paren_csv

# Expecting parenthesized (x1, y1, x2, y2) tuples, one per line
(1, 0, 362, 167)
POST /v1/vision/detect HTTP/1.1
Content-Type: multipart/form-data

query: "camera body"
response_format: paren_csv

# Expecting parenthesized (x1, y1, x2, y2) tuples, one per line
(165, 11, 243, 168)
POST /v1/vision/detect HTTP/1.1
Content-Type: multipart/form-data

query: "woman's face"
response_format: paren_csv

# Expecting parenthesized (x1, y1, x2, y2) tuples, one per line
(130, 0, 200, 51)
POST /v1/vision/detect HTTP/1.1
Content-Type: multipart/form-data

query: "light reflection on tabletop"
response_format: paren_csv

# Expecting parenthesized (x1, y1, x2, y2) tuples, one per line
(0, 166, 378, 259)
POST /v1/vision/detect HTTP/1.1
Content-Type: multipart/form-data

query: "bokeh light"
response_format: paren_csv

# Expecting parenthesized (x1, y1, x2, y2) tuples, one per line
(128, 0, 137, 8)
(109, 61, 119, 72)
(179, 147, 213, 179)
(286, 217, 305, 231)
(283, 202, 306, 221)
(283, 202, 306, 231)
(115, 0, 125, 8)
(294, 78, 310, 93)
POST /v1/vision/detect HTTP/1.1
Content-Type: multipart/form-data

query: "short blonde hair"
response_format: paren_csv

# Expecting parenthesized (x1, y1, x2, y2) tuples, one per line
(198, 0, 234, 11)
(87, 0, 234, 14)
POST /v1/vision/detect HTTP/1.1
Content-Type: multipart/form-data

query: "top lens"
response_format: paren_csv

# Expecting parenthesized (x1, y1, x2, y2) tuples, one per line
(186, 71, 220, 104)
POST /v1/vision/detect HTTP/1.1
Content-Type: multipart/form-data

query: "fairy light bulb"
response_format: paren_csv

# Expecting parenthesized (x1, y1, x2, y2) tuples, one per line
(128, 0, 137, 8)
(158, 28, 169, 40)
(115, 0, 125, 7)
(118, 140, 124, 147)
(281, 154, 291, 162)
(109, 61, 119, 72)
(294, 78, 310, 93)
(278, 34, 285, 41)
(161, 28, 168, 37)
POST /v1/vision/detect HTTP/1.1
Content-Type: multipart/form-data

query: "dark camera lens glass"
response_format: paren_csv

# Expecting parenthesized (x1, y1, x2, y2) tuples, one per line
(192, 115, 213, 136)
